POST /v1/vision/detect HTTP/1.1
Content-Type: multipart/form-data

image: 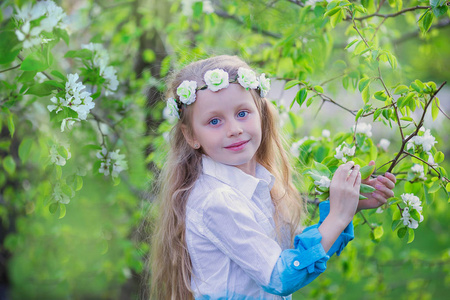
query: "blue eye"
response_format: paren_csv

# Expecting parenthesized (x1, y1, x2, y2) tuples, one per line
(238, 111, 248, 118)
(209, 118, 220, 125)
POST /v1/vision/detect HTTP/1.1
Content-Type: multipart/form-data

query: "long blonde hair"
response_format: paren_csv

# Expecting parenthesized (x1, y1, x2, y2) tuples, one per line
(149, 55, 306, 299)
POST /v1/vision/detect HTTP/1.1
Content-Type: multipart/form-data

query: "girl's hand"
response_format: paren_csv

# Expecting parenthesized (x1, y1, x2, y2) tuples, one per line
(328, 161, 361, 226)
(358, 160, 397, 211)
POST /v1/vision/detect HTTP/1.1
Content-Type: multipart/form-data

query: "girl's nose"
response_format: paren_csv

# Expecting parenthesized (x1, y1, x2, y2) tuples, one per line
(227, 121, 243, 137)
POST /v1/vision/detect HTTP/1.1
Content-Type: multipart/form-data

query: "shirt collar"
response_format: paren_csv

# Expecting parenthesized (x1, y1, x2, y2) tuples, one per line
(201, 155, 275, 199)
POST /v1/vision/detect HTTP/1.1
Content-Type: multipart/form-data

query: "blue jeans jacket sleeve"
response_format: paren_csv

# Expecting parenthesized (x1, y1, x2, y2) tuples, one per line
(263, 200, 354, 296)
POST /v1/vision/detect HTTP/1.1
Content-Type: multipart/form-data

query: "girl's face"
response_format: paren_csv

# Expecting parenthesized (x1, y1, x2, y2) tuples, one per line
(187, 83, 262, 176)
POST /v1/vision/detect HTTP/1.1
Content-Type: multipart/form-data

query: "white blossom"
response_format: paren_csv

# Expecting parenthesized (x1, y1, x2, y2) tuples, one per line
(47, 97, 64, 114)
(52, 183, 71, 204)
(406, 128, 437, 153)
(60, 118, 78, 132)
(427, 152, 438, 167)
(334, 143, 356, 163)
(314, 176, 331, 189)
(97, 147, 128, 178)
(49, 144, 71, 166)
(401, 193, 422, 210)
(177, 80, 197, 105)
(379, 138, 390, 151)
(204, 69, 229, 92)
(401, 207, 422, 229)
(15, 21, 41, 49)
(411, 164, 426, 180)
(322, 129, 330, 138)
(353, 122, 372, 137)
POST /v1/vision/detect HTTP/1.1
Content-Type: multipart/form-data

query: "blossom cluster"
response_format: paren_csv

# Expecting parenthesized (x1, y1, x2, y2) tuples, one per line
(290, 136, 315, 157)
(47, 73, 95, 132)
(400, 193, 424, 229)
(52, 183, 72, 204)
(411, 164, 427, 180)
(406, 127, 437, 153)
(378, 138, 390, 151)
(334, 142, 356, 163)
(314, 175, 331, 192)
(81, 43, 119, 96)
(49, 144, 71, 166)
(96, 147, 128, 178)
(14, 0, 67, 49)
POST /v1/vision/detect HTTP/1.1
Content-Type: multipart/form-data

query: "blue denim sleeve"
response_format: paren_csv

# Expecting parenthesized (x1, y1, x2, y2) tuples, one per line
(262, 200, 354, 296)
(303, 200, 354, 257)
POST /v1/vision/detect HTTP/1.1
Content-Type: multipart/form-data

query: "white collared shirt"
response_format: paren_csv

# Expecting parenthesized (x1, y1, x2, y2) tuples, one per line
(185, 156, 352, 299)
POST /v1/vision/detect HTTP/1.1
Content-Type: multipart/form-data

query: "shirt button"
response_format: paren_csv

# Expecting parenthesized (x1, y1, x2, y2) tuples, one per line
(293, 261, 300, 267)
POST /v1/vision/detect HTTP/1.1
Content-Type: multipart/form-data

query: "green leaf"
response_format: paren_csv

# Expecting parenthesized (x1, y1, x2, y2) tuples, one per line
(0, 31, 20, 64)
(433, 5, 448, 17)
(61, 183, 72, 197)
(362, 86, 370, 104)
(360, 183, 375, 193)
(25, 82, 57, 96)
(18, 138, 33, 163)
(373, 91, 387, 101)
(193, 1, 203, 18)
(373, 226, 384, 239)
(410, 82, 421, 93)
(51, 70, 66, 81)
(3, 155, 16, 175)
(359, 194, 368, 200)
(324, 7, 341, 17)
(360, 164, 375, 180)
(345, 38, 359, 50)
(59, 203, 66, 219)
(313, 161, 332, 177)
(431, 98, 440, 121)
(393, 85, 409, 95)
(358, 78, 370, 93)
(392, 208, 401, 221)
(76, 176, 83, 191)
(330, 9, 344, 28)
(410, 209, 421, 222)
(49, 202, 59, 214)
(421, 11, 433, 33)
(373, 108, 382, 121)
(355, 108, 363, 121)
(284, 80, 301, 90)
(446, 182, 450, 192)
(18, 71, 37, 83)
(434, 151, 444, 164)
(296, 88, 308, 107)
(7, 114, 14, 138)
(45, 80, 65, 90)
(407, 228, 415, 243)
(313, 85, 323, 93)
(392, 220, 402, 231)
(54, 28, 70, 45)
(21, 51, 49, 72)
(397, 226, 407, 238)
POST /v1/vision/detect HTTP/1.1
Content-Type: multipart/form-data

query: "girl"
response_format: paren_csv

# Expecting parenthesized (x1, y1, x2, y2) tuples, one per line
(150, 55, 396, 299)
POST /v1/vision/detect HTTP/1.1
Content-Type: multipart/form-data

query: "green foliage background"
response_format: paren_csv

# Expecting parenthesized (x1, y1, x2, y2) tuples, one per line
(0, 0, 449, 299)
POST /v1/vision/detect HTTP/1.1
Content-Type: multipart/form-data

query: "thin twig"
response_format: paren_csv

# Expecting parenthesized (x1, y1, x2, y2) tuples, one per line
(346, 6, 430, 21)
(0, 64, 21, 73)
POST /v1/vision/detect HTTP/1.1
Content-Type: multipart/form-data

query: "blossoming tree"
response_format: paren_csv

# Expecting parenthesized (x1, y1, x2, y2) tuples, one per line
(0, 0, 449, 298)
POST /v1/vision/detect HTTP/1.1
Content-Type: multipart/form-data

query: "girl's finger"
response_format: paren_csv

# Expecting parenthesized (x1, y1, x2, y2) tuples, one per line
(384, 172, 397, 184)
(347, 164, 360, 184)
(354, 169, 361, 188)
(372, 191, 388, 204)
(334, 161, 355, 181)
(376, 175, 395, 190)
(375, 184, 395, 198)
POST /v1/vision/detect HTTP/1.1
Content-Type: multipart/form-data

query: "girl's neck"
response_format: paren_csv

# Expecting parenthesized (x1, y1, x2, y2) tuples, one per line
(234, 158, 257, 177)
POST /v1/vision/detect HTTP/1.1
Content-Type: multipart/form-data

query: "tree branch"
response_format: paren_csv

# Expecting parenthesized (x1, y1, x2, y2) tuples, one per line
(0, 64, 21, 74)
(346, 6, 430, 21)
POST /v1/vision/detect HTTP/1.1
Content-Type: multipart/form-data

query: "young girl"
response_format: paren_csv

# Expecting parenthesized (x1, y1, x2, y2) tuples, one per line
(150, 55, 396, 299)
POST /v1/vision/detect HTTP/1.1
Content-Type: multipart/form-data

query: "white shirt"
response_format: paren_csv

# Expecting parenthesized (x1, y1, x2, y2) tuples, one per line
(185, 156, 350, 299)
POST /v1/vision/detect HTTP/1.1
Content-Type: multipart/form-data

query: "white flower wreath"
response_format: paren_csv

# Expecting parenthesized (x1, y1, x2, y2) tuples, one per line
(167, 67, 271, 119)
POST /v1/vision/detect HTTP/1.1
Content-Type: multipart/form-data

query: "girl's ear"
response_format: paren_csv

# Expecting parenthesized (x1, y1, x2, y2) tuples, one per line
(181, 124, 199, 149)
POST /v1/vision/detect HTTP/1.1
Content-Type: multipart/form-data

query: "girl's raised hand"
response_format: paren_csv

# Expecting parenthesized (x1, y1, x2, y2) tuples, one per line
(328, 161, 361, 225)
(358, 160, 397, 211)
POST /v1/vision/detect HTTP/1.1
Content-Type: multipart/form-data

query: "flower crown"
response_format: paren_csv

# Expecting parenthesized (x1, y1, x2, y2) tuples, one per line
(166, 67, 271, 119)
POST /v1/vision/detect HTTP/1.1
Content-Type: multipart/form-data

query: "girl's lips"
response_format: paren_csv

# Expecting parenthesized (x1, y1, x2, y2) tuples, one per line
(225, 140, 249, 151)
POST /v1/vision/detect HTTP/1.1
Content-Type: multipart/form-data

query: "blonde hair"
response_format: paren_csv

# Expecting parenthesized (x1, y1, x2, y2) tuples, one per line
(149, 55, 306, 299)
